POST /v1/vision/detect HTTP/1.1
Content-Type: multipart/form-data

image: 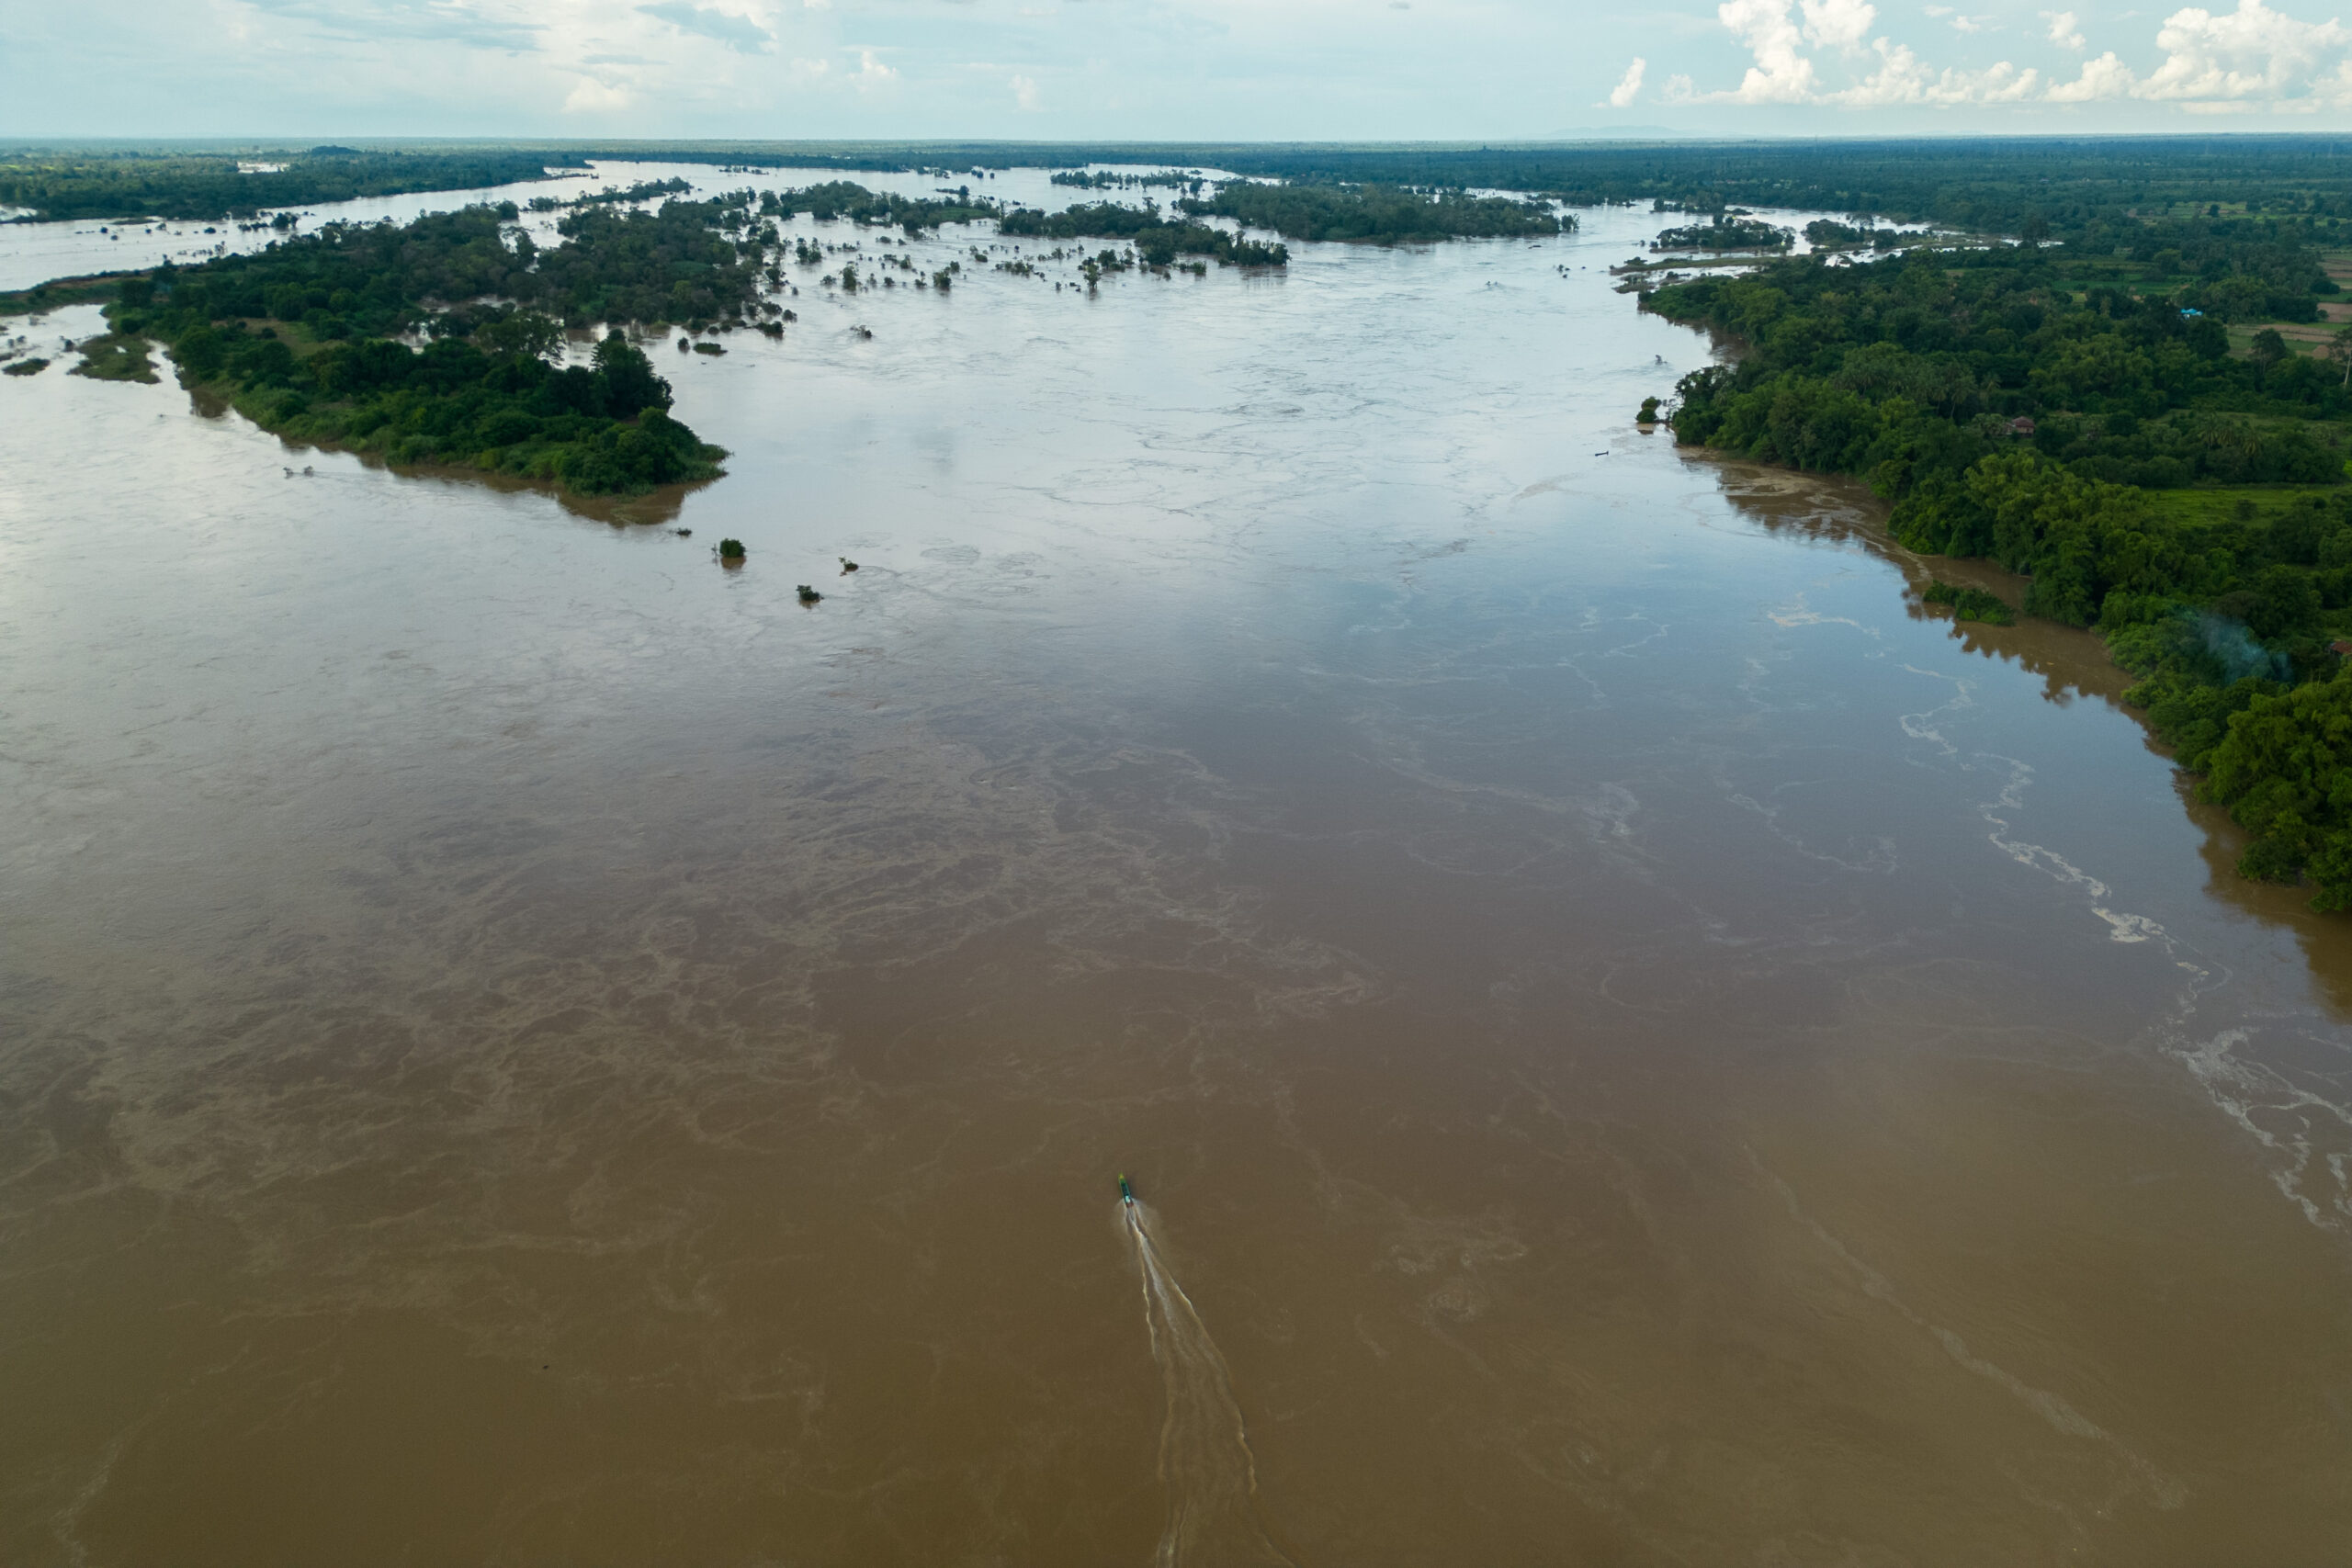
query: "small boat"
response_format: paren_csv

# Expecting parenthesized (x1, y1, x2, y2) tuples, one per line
(1117, 1174, 1135, 1206)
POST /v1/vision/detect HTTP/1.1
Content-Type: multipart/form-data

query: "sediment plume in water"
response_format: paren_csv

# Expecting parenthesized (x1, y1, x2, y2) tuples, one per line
(1124, 1202, 1297, 1567)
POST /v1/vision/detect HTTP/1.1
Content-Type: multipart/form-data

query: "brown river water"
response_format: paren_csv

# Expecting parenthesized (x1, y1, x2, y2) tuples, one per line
(5, 173, 2352, 1565)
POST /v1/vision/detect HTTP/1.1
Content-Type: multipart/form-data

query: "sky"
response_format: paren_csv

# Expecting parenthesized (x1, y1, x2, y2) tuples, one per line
(9, 0, 2352, 141)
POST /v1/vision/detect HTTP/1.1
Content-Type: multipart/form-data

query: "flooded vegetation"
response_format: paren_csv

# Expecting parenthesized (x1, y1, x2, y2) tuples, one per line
(7, 160, 2352, 1564)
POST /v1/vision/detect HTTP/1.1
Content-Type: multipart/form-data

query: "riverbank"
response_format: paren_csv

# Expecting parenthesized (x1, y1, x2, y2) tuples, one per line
(1646, 232, 2352, 909)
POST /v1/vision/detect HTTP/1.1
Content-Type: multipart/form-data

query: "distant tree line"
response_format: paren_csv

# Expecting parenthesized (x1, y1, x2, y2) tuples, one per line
(0, 150, 585, 221)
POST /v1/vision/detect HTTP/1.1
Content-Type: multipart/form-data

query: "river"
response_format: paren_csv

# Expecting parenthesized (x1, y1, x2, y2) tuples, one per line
(3, 167, 2349, 1565)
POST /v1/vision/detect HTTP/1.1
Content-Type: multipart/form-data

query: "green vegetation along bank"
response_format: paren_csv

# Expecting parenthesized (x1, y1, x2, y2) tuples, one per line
(1646, 205, 2352, 907)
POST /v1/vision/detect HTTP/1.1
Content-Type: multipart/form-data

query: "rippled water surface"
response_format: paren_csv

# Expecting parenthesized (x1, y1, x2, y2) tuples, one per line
(6, 174, 2352, 1565)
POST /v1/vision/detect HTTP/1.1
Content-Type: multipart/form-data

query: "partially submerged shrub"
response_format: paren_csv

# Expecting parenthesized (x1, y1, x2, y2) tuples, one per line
(1921, 579, 2016, 626)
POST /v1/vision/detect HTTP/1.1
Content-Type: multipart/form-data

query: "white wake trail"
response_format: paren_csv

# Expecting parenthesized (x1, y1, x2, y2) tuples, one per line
(1124, 1202, 1297, 1567)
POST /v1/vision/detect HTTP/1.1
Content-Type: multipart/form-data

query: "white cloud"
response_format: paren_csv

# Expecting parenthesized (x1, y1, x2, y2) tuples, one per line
(2046, 48, 2135, 96)
(2137, 0, 2347, 99)
(1834, 37, 2037, 99)
(1011, 72, 1040, 108)
(1801, 0, 1878, 51)
(1698, 0, 2352, 110)
(563, 76, 635, 113)
(1707, 0, 2032, 102)
(849, 46, 897, 88)
(1606, 55, 1646, 106)
(1718, 0, 1821, 100)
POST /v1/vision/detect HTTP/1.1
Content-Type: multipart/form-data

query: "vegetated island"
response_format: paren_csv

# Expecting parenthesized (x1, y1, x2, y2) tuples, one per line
(1641, 191, 2352, 906)
(94, 196, 779, 496)
(1649, 212, 1793, 252)
(1178, 182, 1567, 244)
(69, 178, 1014, 498)
(999, 200, 1288, 270)
(993, 182, 1572, 273)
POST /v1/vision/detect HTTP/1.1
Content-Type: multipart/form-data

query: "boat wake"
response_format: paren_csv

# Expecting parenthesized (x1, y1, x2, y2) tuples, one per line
(1124, 1201, 1297, 1567)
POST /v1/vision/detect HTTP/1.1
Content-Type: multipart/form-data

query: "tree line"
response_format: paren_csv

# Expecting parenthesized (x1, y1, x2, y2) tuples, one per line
(0, 149, 585, 221)
(1650, 226, 2352, 905)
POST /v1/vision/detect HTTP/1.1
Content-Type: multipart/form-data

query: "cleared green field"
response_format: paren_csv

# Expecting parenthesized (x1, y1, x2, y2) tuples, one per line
(2140, 482, 2349, 525)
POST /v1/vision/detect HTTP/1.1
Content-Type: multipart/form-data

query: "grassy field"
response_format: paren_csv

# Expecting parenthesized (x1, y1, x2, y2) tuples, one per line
(2139, 483, 2349, 525)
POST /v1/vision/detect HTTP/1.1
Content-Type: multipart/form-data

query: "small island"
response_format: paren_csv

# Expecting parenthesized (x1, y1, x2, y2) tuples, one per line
(84, 195, 788, 496)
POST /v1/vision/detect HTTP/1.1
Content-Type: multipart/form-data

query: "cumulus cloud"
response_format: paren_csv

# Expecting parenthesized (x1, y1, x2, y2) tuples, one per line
(1836, 37, 2037, 99)
(1606, 56, 1646, 106)
(1700, 0, 2352, 109)
(1718, 0, 1821, 100)
(2046, 48, 2135, 96)
(1801, 0, 1878, 51)
(849, 46, 897, 88)
(2138, 0, 2348, 98)
(1710, 0, 2035, 101)
(2034, 0, 2352, 106)
(1012, 72, 1040, 107)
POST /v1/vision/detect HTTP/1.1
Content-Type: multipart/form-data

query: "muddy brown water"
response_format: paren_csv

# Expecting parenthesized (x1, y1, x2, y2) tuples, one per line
(5, 186, 2352, 1565)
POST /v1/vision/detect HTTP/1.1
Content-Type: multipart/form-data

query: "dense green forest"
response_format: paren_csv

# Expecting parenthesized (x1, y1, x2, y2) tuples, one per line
(1198, 138, 2352, 239)
(101, 197, 779, 495)
(1653, 214, 1792, 251)
(998, 201, 1288, 266)
(753, 180, 1000, 233)
(0, 149, 583, 221)
(1050, 168, 1201, 191)
(1178, 183, 1562, 243)
(151, 195, 772, 337)
(1648, 218, 2352, 906)
(997, 181, 1561, 255)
